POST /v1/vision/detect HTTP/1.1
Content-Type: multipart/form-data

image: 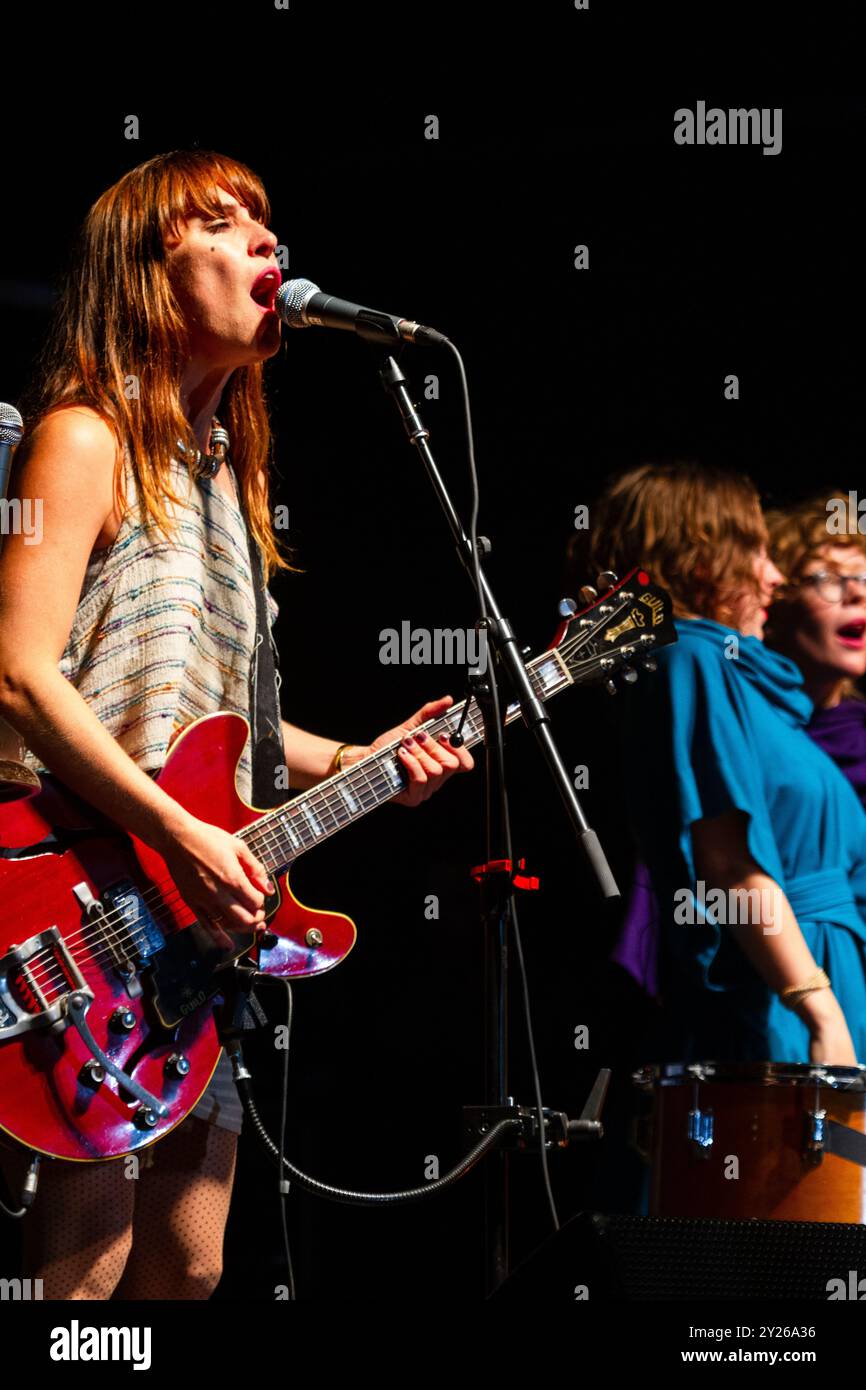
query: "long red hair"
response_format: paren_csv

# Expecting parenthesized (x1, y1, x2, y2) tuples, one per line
(20, 149, 295, 578)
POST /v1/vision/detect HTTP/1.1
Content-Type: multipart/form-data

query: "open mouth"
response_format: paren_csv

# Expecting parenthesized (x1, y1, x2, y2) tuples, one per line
(837, 619, 866, 648)
(250, 270, 281, 311)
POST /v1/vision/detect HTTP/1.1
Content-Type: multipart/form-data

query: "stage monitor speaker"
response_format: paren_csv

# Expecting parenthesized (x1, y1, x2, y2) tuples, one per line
(491, 1212, 866, 1301)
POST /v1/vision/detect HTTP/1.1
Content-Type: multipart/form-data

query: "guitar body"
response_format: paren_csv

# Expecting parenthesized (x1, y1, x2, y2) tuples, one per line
(0, 570, 675, 1163)
(0, 712, 356, 1161)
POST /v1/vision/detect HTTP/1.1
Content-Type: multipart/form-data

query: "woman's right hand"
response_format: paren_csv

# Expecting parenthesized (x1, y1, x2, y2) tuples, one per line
(795, 989, 858, 1065)
(155, 813, 274, 947)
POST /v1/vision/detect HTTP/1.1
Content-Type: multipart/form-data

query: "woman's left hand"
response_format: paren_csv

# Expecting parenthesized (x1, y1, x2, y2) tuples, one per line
(349, 695, 475, 806)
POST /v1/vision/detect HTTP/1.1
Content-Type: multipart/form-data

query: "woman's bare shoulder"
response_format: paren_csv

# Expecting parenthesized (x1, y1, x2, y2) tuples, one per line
(28, 404, 120, 456)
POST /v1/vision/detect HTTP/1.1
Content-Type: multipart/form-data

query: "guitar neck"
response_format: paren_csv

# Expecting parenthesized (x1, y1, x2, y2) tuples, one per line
(240, 645, 573, 874)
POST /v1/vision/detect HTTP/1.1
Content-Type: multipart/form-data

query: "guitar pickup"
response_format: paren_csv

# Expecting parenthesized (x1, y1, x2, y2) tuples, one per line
(101, 880, 165, 961)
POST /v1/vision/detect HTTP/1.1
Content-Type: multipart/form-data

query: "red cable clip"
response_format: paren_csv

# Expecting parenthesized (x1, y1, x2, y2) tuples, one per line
(469, 857, 540, 891)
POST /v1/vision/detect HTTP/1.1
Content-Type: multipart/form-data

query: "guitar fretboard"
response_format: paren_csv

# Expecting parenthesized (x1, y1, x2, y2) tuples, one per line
(238, 648, 572, 874)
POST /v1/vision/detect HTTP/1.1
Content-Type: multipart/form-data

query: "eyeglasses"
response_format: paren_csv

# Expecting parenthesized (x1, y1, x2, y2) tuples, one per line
(798, 571, 866, 604)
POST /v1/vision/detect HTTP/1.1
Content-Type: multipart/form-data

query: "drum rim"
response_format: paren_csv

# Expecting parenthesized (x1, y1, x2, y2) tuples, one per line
(632, 1060, 866, 1090)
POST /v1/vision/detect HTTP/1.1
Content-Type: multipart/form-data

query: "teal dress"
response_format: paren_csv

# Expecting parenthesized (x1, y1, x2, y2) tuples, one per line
(622, 617, 866, 1063)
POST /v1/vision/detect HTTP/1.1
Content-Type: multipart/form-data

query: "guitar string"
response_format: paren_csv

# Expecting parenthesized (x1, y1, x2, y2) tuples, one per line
(20, 695, 507, 994)
(21, 752, 419, 996)
(20, 715, 481, 994)
(17, 626, 617, 997)
(18, 627, 630, 998)
(19, 696, 502, 995)
(18, 615, 646, 997)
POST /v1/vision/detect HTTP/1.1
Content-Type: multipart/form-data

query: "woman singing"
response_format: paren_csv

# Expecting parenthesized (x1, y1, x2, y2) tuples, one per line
(765, 495, 866, 769)
(578, 462, 866, 1069)
(0, 149, 473, 1299)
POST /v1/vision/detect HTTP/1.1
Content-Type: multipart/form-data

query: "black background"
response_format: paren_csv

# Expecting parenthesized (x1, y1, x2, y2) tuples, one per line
(0, 7, 863, 1303)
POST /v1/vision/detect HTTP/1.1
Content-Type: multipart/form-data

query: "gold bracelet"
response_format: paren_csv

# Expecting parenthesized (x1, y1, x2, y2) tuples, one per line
(331, 743, 354, 774)
(779, 968, 831, 1010)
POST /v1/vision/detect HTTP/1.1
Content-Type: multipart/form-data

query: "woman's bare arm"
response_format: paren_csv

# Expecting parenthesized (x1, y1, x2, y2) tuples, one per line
(0, 407, 270, 932)
(692, 809, 856, 1062)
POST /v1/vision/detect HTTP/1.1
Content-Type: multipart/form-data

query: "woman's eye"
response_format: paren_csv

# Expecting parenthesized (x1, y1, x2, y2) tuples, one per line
(207, 220, 229, 232)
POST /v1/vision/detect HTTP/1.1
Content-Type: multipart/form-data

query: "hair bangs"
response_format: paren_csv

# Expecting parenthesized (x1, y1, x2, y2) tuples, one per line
(158, 150, 271, 243)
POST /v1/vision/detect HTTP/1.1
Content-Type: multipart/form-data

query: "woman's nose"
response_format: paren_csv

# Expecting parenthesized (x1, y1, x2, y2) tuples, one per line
(254, 226, 278, 257)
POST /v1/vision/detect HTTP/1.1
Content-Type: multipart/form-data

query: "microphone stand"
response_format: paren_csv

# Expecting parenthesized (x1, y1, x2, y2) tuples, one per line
(376, 354, 619, 1295)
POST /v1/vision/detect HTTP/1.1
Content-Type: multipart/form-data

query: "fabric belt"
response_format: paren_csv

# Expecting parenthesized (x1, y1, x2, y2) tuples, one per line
(784, 867, 866, 940)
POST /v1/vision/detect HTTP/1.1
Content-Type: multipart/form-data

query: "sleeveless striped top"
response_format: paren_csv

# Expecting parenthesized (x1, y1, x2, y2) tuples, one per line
(22, 450, 281, 1134)
(22, 452, 280, 800)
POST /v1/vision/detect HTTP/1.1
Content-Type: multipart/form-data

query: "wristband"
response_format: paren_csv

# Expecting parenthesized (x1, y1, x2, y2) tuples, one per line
(779, 968, 831, 1010)
(331, 743, 354, 774)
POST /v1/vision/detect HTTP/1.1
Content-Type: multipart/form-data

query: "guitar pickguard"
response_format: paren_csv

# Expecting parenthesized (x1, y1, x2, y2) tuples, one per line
(148, 919, 255, 1028)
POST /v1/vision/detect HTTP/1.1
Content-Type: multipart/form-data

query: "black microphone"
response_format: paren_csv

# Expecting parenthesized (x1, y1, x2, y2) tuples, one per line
(0, 403, 23, 506)
(275, 278, 449, 348)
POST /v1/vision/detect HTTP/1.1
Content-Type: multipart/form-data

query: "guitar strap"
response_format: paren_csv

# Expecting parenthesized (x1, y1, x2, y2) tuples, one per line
(241, 508, 286, 811)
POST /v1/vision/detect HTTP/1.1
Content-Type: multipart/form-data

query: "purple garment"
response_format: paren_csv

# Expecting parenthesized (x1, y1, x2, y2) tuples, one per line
(808, 699, 866, 805)
(611, 697, 866, 996)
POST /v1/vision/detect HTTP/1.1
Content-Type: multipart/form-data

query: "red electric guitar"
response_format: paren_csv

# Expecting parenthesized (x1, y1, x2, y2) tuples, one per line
(0, 569, 675, 1160)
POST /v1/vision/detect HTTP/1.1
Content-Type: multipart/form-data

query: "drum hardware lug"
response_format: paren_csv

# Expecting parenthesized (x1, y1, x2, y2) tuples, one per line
(804, 1107, 827, 1167)
(688, 1107, 714, 1156)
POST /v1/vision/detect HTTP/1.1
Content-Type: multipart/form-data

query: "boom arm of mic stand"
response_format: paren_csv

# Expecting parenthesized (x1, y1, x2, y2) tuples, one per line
(377, 353, 619, 899)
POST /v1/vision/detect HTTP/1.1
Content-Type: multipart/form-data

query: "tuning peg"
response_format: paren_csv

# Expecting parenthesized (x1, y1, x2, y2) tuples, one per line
(596, 571, 618, 593)
(604, 679, 617, 695)
(621, 666, 638, 683)
(558, 597, 577, 617)
(642, 657, 658, 672)
(578, 584, 598, 606)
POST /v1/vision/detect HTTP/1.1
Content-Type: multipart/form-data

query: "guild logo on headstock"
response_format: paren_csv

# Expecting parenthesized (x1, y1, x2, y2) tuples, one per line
(604, 608, 646, 643)
(639, 593, 664, 625)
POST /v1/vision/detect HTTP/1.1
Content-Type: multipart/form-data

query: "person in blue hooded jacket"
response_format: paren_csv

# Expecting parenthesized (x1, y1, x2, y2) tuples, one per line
(581, 462, 865, 1067)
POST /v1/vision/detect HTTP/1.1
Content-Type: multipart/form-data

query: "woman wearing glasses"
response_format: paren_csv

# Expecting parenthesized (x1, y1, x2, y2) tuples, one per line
(609, 496, 866, 1003)
(580, 463, 866, 1070)
(764, 501, 866, 783)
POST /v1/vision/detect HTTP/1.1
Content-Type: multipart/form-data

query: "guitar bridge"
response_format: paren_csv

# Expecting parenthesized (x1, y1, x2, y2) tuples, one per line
(0, 926, 88, 1039)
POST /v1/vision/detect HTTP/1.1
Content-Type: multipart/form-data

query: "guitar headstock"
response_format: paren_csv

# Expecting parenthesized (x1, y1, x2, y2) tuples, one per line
(549, 568, 677, 692)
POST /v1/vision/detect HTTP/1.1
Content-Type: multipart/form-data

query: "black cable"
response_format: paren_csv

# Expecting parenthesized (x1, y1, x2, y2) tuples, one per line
(277, 978, 296, 1299)
(226, 1040, 521, 1206)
